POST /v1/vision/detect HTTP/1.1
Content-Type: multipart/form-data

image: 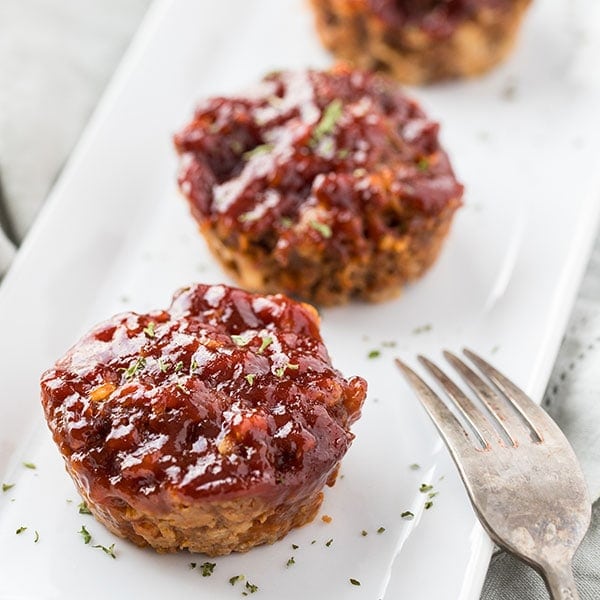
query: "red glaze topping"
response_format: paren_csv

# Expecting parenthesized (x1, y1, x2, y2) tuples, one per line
(40, 284, 366, 513)
(368, 0, 510, 37)
(175, 65, 463, 256)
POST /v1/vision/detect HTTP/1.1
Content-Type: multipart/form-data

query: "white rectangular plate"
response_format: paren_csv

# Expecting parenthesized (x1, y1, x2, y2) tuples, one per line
(1, 1, 600, 598)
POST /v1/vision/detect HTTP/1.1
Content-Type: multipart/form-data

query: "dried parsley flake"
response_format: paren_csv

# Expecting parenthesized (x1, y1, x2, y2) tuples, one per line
(143, 322, 156, 338)
(244, 581, 259, 594)
(79, 525, 91, 544)
(200, 561, 216, 577)
(231, 334, 249, 346)
(243, 143, 274, 160)
(311, 99, 343, 146)
(93, 543, 116, 558)
(309, 220, 332, 239)
(258, 336, 273, 354)
(78, 501, 92, 515)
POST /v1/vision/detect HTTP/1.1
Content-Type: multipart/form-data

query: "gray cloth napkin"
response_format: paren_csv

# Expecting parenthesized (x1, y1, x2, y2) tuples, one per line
(1, 1, 599, 598)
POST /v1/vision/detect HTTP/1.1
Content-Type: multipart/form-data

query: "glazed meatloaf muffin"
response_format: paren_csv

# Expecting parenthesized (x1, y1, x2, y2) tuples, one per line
(309, 0, 532, 84)
(40, 283, 366, 556)
(175, 65, 463, 306)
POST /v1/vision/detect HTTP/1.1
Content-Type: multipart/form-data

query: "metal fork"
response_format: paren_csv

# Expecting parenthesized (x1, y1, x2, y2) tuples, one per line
(396, 349, 591, 600)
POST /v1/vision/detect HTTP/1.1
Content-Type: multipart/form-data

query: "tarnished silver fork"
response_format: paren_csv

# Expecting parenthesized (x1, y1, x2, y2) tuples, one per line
(396, 349, 591, 600)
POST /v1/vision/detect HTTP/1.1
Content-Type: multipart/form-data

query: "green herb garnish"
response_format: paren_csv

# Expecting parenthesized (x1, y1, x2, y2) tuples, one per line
(419, 483, 433, 493)
(280, 217, 293, 228)
(23, 462, 36, 470)
(190, 358, 198, 372)
(79, 525, 91, 544)
(229, 575, 245, 586)
(16, 526, 27, 535)
(244, 374, 256, 385)
(401, 511, 415, 520)
(189, 562, 197, 569)
(311, 99, 343, 146)
(325, 538, 333, 547)
(409, 463, 420, 471)
(124, 356, 146, 380)
(174, 360, 184, 373)
(412, 324, 432, 335)
(93, 543, 117, 558)
(78, 501, 92, 515)
(316, 136, 335, 157)
(244, 581, 259, 594)
(143, 322, 156, 338)
(417, 158, 430, 172)
(243, 143, 274, 160)
(158, 358, 169, 373)
(367, 349, 381, 359)
(377, 527, 386, 534)
(424, 501, 433, 510)
(200, 562, 216, 577)
(34, 530, 40, 543)
(309, 220, 332, 239)
(258, 336, 273, 354)
(361, 530, 368, 537)
(275, 363, 299, 377)
(286, 556, 295, 567)
(239, 211, 259, 223)
(292, 544, 299, 550)
(350, 578, 361, 586)
(231, 334, 249, 346)
(2, 483, 15, 492)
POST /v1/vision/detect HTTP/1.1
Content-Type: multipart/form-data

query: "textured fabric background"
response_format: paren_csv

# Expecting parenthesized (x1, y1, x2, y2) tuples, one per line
(0, 1, 598, 598)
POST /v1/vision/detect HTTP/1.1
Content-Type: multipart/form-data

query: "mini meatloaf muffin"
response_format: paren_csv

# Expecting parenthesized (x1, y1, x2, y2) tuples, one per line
(175, 66, 463, 306)
(40, 283, 366, 556)
(309, 0, 532, 84)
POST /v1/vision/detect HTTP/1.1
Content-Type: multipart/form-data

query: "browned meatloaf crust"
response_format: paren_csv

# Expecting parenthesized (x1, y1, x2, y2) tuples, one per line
(175, 65, 463, 306)
(40, 283, 366, 556)
(309, 0, 532, 84)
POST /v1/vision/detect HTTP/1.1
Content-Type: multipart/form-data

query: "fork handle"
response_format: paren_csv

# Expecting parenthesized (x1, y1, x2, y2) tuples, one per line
(543, 562, 579, 600)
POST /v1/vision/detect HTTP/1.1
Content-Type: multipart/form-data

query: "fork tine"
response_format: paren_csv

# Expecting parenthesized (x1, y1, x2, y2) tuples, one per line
(418, 355, 498, 450)
(463, 349, 547, 441)
(395, 359, 474, 456)
(443, 350, 526, 446)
